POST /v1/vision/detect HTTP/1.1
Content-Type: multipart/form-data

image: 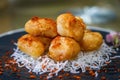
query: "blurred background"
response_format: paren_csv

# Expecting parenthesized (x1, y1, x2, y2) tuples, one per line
(0, 0, 120, 34)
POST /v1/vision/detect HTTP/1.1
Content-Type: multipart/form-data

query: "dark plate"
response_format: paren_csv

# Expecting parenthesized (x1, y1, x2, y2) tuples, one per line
(0, 26, 120, 80)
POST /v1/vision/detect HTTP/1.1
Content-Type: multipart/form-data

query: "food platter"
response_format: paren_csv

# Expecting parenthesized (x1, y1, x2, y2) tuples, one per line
(0, 26, 120, 80)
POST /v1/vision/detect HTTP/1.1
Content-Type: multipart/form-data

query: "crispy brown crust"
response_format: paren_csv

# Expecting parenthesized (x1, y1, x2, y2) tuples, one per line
(25, 17, 58, 38)
(18, 34, 45, 58)
(57, 13, 86, 41)
(48, 36, 80, 61)
(80, 31, 103, 51)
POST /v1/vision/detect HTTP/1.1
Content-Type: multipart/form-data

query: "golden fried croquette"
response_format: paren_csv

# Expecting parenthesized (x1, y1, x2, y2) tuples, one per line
(25, 17, 58, 38)
(48, 36, 80, 61)
(57, 13, 86, 41)
(80, 31, 103, 51)
(18, 34, 45, 58)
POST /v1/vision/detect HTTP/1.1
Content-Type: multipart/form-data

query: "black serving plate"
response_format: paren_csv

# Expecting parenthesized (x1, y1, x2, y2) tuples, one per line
(0, 26, 120, 80)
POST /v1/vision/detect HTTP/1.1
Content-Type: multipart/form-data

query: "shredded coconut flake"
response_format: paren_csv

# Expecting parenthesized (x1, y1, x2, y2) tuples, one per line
(11, 42, 115, 79)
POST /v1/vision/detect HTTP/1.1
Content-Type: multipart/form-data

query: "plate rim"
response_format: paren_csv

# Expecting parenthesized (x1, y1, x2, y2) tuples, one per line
(0, 28, 25, 38)
(0, 26, 115, 38)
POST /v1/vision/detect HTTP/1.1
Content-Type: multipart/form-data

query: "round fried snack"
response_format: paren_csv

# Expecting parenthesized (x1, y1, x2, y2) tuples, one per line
(48, 36, 80, 61)
(18, 34, 45, 58)
(80, 31, 103, 51)
(57, 13, 86, 41)
(25, 17, 58, 38)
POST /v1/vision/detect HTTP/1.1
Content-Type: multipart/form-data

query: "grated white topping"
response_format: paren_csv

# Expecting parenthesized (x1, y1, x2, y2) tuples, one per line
(11, 42, 115, 79)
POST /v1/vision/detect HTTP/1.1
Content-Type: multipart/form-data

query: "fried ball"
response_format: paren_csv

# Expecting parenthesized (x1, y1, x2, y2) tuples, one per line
(18, 34, 45, 58)
(48, 36, 80, 61)
(57, 13, 86, 41)
(80, 31, 103, 51)
(25, 17, 58, 38)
